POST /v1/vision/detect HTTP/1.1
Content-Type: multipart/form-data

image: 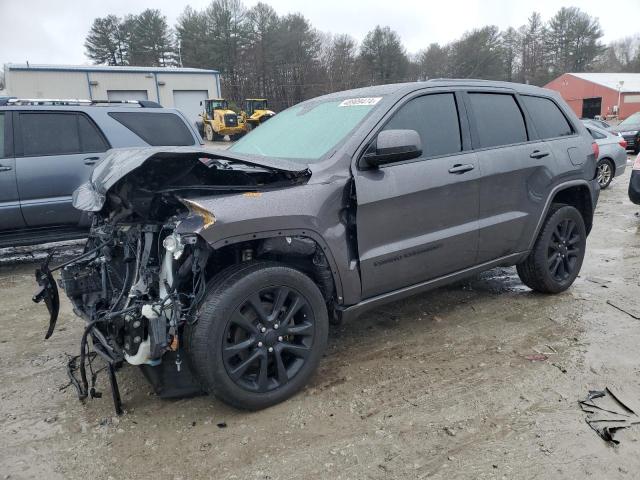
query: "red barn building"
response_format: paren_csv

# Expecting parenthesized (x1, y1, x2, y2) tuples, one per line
(545, 73, 640, 120)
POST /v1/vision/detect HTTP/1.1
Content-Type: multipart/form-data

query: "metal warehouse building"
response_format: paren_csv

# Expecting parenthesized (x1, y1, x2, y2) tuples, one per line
(545, 72, 640, 120)
(3, 63, 220, 124)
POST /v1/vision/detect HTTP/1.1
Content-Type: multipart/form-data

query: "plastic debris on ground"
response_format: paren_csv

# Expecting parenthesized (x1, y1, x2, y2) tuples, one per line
(579, 387, 640, 444)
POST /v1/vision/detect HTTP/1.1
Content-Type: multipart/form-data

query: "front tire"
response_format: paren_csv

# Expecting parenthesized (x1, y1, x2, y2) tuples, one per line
(596, 158, 614, 189)
(205, 124, 214, 141)
(517, 204, 586, 294)
(188, 261, 328, 410)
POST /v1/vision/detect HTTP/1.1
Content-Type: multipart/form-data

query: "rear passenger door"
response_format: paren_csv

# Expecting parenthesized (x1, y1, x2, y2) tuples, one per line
(15, 111, 110, 227)
(0, 112, 26, 231)
(464, 91, 558, 263)
(354, 91, 480, 298)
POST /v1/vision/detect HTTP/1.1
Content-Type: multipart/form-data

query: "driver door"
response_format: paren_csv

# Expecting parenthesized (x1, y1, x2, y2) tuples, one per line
(0, 112, 26, 231)
(354, 92, 481, 298)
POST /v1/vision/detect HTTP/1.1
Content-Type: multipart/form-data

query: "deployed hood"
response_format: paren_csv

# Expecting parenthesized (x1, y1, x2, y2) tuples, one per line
(73, 146, 310, 212)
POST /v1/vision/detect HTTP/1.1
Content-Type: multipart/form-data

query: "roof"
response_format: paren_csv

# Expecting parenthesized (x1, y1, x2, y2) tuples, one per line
(306, 79, 550, 103)
(568, 73, 640, 93)
(5, 63, 218, 75)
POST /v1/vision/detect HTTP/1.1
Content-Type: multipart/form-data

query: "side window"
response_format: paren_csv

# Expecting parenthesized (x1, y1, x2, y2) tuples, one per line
(19, 112, 108, 157)
(78, 115, 109, 153)
(0, 113, 5, 158)
(587, 128, 606, 140)
(468, 93, 527, 148)
(21, 113, 81, 156)
(383, 93, 461, 158)
(522, 95, 573, 139)
(108, 112, 195, 146)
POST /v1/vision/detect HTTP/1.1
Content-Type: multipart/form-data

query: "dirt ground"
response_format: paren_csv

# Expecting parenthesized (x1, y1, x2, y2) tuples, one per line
(2, 159, 640, 480)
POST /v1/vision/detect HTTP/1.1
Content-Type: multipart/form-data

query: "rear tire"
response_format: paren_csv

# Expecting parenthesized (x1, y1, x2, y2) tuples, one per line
(516, 204, 586, 294)
(595, 158, 614, 189)
(188, 261, 328, 410)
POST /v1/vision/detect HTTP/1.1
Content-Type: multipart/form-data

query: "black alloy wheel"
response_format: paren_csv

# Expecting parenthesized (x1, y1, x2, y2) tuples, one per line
(222, 285, 315, 393)
(517, 204, 586, 293)
(547, 218, 581, 282)
(188, 261, 328, 410)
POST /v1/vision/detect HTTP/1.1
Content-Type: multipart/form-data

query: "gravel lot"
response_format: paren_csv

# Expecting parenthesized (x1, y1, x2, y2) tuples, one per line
(1, 157, 639, 480)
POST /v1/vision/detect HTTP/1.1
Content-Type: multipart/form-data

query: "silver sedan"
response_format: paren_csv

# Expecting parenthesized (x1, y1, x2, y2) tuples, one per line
(583, 123, 628, 189)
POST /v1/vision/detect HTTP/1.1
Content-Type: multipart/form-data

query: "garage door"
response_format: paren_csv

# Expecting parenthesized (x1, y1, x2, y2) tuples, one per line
(107, 90, 149, 102)
(173, 90, 208, 126)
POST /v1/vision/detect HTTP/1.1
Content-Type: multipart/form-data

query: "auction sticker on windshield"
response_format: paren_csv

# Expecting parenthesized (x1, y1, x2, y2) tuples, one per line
(339, 97, 382, 107)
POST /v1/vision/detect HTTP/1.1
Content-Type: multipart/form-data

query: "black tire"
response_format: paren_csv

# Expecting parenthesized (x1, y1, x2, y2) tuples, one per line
(187, 261, 328, 410)
(595, 158, 614, 189)
(516, 204, 586, 294)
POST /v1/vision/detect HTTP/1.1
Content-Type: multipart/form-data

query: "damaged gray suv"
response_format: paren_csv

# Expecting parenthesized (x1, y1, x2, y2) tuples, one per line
(35, 80, 600, 412)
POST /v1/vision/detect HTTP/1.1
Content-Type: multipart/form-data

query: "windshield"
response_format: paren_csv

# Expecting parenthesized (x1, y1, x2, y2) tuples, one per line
(230, 98, 379, 162)
(619, 112, 640, 127)
(210, 100, 228, 110)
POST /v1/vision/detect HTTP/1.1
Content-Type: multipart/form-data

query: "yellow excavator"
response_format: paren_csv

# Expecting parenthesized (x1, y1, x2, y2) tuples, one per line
(240, 99, 275, 131)
(198, 98, 245, 141)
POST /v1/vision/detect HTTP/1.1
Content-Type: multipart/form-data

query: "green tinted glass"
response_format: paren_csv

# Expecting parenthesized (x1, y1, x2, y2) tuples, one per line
(230, 100, 375, 162)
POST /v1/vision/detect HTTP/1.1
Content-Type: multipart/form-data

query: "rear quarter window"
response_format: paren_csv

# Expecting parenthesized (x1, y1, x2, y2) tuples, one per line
(109, 112, 195, 146)
(522, 95, 574, 139)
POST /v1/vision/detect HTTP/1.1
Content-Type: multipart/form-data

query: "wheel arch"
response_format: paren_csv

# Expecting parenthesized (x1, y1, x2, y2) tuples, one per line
(528, 180, 595, 250)
(207, 229, 345, 306)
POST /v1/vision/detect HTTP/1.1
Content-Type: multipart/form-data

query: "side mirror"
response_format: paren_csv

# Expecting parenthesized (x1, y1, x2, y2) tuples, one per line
(363, 129, 422, 168)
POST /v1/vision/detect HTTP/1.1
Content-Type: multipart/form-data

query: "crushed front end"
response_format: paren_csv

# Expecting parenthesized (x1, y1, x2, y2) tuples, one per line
(33, 147, 311, 413)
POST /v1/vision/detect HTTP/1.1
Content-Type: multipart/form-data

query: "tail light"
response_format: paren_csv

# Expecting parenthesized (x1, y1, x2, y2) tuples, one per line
(633, 154, 640, 171)
(619, 139, 628, 149)
(591, 142, 599, 158)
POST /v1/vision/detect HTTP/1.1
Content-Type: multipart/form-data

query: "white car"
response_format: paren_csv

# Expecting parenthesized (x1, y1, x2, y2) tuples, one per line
(582, 122, 628, 189)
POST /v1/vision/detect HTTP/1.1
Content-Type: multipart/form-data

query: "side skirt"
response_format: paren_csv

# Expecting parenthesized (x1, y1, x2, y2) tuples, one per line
(337, 251, 528, 322)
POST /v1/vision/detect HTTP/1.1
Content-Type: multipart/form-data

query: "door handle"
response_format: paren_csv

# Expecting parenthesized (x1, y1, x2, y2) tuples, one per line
(0, 165, 12, 172)
(84, 156, 100, 165)
(448, 164, 475, 174)
(529, 150, 550, 159)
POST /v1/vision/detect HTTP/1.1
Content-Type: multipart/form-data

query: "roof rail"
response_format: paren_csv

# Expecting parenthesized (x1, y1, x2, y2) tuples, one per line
(0, 98, 162, 108)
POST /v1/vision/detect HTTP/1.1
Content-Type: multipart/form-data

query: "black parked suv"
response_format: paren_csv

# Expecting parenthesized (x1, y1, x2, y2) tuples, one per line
(35, 80, 599, 412)
(0, 99, 202, 247)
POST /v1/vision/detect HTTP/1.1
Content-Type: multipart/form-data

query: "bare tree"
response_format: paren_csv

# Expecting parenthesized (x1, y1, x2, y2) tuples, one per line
(321, 33, 359, 91)
(415, 43, 450, 80)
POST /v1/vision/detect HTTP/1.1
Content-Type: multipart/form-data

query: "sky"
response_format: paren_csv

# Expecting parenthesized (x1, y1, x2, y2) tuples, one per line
(1, 0, 639, 66)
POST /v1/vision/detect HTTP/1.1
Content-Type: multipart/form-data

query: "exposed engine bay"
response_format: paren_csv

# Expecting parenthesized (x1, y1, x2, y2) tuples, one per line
(32, 148, 336, 413)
